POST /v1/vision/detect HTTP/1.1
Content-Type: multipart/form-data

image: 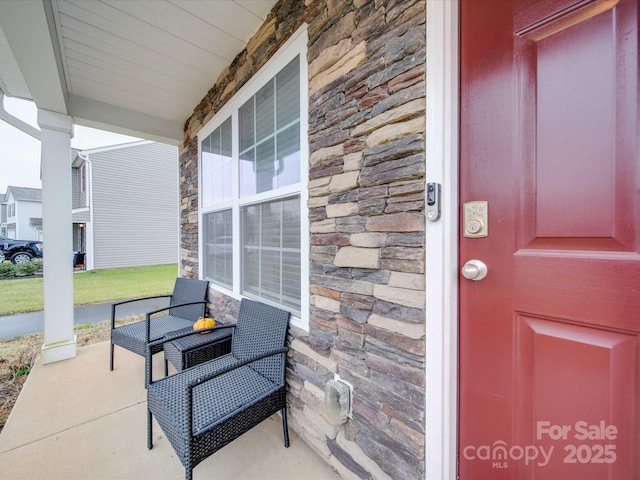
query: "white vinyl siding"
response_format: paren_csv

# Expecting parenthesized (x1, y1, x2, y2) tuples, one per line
(90, 141, 179, 269)
(12, 200, 42, 241)
(72, 164, 89, 208)
(72, 210, 90, 223)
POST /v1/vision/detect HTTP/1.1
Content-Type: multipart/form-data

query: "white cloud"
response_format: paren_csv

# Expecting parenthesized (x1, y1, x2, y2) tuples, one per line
(0, 97, 140, 194)
(0, 121, 41, 194)
(72, 125, 140, 150)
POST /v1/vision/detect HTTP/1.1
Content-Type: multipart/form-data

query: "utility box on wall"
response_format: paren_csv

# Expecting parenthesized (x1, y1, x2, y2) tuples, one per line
(325, 375, 353, 425)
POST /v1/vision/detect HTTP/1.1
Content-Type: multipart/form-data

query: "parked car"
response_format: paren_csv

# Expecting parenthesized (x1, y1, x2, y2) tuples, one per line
(0, 235, 44, 264)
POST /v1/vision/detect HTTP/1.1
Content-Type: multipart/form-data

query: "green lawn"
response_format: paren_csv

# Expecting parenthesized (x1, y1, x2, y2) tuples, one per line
(0, 264, 178, 316)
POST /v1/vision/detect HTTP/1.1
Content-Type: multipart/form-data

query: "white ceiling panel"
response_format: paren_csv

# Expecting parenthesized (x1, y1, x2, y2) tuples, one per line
(174, 0, 272, 41)
(103, 0, 247, 59)
(237, 1, 276, 19)
(0, 0, 277, 143)
(0, 27, 31, 99)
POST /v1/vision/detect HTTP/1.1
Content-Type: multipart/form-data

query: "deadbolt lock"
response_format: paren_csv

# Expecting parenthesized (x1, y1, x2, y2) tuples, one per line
(463, 201, 488, 238)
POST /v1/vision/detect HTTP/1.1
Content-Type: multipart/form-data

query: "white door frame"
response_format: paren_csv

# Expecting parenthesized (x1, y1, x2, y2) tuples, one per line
(424, 1, 459, 479)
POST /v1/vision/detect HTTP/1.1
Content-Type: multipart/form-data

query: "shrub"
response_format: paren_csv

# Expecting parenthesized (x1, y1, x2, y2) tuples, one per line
(15, 262, 38, 277)
(0, 259, 43, 279)
(0, 262, 16, 279)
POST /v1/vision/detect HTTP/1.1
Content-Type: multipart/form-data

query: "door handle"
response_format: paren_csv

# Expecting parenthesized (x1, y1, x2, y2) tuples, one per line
(461, 259, 488, 281)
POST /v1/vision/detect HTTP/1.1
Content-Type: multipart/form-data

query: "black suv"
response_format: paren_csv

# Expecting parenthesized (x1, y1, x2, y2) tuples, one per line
(0, 235, 44, 264)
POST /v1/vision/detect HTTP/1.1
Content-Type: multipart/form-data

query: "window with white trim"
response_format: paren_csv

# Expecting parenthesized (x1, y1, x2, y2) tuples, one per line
(199, 28, 308, 326)
(79, 163, 87, 193)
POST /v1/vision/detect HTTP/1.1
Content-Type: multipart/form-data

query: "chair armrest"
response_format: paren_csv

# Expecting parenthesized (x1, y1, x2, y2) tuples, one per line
(112, 294, 171, 308)
(110, 294, 171, 328)
(143, 300, 208, 348)
(143, 300, 210, 387)
(143, 300, 207, 319)
(146, 324, 235, 388)
(187, 347, 289, 390)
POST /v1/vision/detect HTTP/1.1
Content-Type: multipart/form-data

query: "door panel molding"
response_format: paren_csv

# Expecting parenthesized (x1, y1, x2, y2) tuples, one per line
(514, 314, 637, 479)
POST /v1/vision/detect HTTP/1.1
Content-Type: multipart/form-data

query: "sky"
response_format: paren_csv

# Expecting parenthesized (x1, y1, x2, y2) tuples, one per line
(0, 97, 141, 194)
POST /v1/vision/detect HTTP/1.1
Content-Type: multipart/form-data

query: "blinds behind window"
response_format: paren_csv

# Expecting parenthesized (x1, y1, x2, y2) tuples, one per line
(242, 196, 301, 311)
(239, 56, 300, 197)
(204, 209, 233, 288)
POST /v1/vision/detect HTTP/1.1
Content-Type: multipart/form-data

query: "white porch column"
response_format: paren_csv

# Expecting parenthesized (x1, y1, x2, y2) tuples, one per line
(38, 109, 77, 364)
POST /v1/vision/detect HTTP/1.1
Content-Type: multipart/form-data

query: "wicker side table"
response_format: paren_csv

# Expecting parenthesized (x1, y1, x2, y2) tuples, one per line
(164, 328, 232, 372)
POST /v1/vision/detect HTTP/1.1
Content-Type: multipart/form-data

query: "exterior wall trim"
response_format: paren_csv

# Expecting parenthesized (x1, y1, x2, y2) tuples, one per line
(425, 1, 459, 478)
(86, 158, 94, 271)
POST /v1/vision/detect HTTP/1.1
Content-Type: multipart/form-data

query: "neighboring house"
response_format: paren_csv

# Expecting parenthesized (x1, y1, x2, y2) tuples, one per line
(0, 186, 42, 241)
(71, 141, 179, 270)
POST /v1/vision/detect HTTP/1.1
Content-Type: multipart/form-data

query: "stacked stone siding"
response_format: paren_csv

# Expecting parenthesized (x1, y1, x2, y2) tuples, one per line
(180, 1, 426, 478)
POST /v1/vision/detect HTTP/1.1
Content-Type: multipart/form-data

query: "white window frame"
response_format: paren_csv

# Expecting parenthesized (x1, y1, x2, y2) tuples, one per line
(79, 163, 87, 194)
(198, 25, 309, 331)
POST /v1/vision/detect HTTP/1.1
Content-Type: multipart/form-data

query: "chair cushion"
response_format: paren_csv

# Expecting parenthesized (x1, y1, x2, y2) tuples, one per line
(111, 315, 194, 357)
(147, 356, 281, 460)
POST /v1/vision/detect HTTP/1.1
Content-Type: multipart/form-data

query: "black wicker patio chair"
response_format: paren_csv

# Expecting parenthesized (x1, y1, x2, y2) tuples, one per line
(110, 277, 209, 384)
(147, 298, 290, 480)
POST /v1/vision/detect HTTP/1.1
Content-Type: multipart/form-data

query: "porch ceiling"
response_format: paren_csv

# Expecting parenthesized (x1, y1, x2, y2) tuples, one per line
(0, 0, 276, 144)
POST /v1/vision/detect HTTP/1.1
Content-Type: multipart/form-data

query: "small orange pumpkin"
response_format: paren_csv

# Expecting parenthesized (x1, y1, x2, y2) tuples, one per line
(193, 316, 216, 332)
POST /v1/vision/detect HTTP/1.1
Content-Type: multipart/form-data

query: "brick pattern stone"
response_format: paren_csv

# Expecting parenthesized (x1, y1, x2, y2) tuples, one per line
(178, 1, 426, 479)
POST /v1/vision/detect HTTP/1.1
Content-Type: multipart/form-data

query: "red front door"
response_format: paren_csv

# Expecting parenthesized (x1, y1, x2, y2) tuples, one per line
(459, 1, 640, 479)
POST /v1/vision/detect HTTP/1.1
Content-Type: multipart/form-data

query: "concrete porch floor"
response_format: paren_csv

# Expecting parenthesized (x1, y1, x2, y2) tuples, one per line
(0, 341, 340, 480)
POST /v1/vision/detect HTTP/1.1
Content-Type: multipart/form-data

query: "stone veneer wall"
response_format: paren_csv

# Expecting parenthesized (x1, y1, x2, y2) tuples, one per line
(180, 1, 426, 478)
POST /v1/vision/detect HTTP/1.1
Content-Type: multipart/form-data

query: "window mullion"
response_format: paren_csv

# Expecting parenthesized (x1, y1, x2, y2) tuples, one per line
(279, 200, 284, 304)
(258, 203, 263, 298)
(273, 77, 278, 179)
(239, 119, 297, 158)
(232, 110, 241, 296)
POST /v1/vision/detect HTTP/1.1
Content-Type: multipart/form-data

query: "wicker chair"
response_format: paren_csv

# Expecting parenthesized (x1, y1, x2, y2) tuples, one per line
(147, 298, 290, 480)
(110, 277, 209, 384)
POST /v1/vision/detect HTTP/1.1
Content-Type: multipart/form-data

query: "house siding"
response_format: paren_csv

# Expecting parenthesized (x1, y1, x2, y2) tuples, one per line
(72, 164, 88, 209)
(72, 210, 90, 223)
(72, 167, 80, 209)
(13, 200, 42, 241)
(90, 142, 179, 269)
(180, 1, 426, 479)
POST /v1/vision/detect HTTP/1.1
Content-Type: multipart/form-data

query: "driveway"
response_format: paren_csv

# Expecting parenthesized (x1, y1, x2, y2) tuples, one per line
(0, 297, 170, 340)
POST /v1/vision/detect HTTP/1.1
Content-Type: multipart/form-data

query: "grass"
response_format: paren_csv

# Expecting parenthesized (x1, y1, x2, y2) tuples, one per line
(0, 264, 178, 316)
